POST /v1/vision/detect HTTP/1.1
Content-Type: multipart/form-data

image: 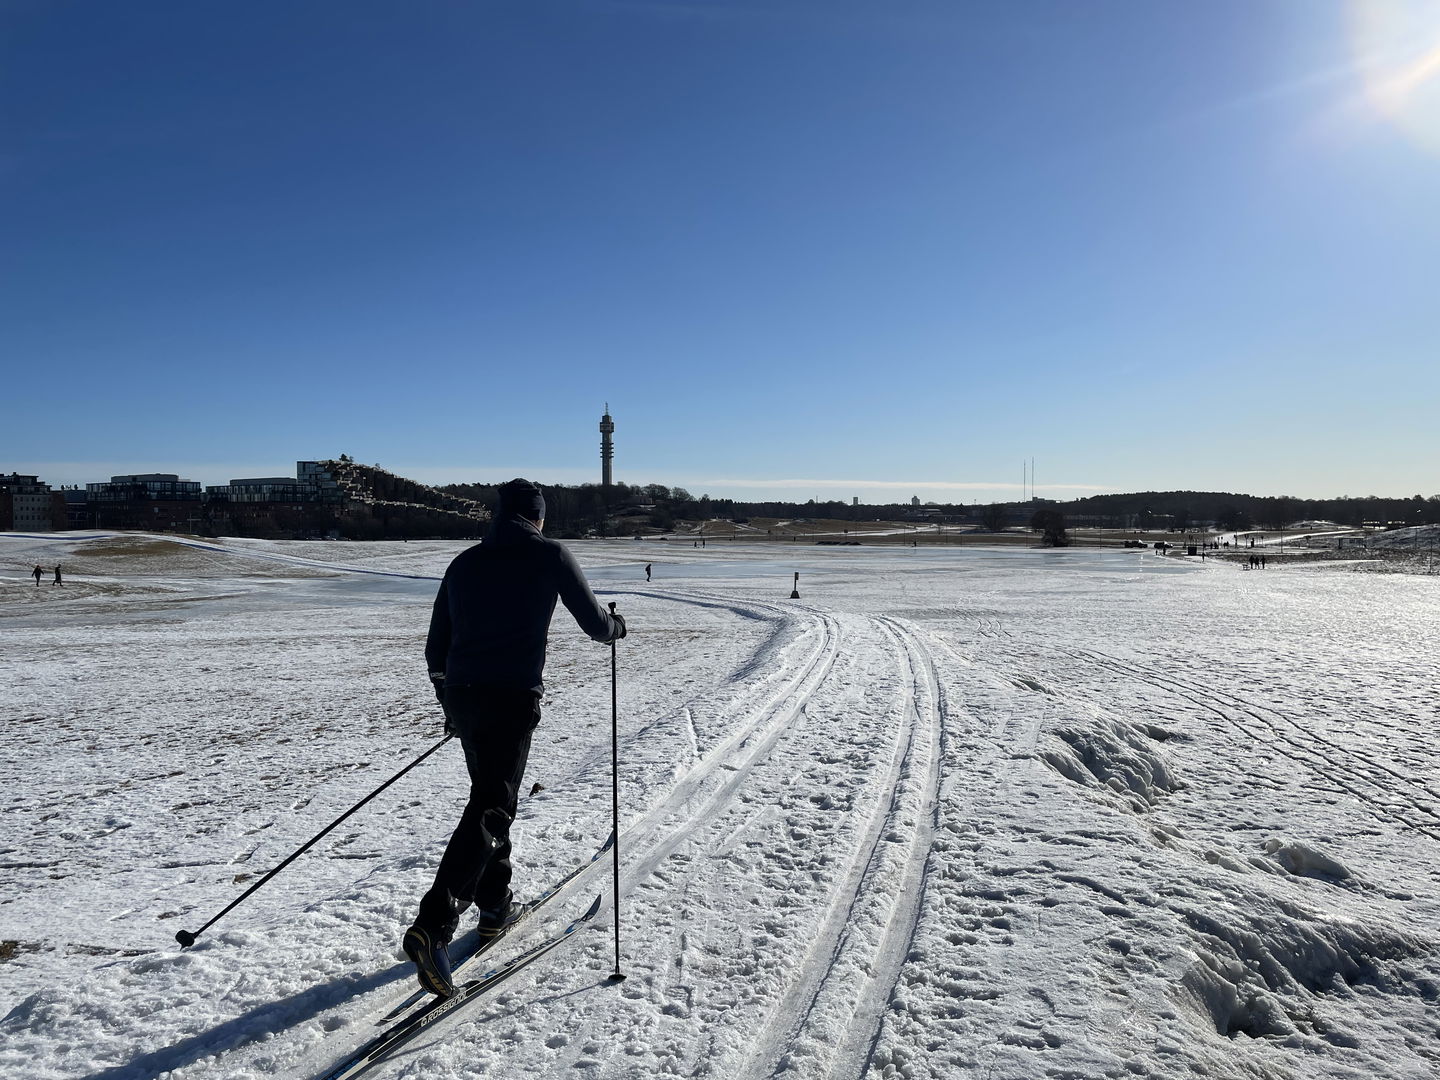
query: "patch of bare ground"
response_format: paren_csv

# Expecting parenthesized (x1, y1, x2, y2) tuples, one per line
(0, 940, 40, 962)
(58, 536, 334, 579)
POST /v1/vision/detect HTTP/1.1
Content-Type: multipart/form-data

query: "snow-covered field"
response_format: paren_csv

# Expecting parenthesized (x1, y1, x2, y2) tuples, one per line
(2, 533, 1438, 1080)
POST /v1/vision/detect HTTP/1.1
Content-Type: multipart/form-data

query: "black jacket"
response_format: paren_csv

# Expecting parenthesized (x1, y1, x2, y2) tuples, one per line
(426, 517, 618, 693)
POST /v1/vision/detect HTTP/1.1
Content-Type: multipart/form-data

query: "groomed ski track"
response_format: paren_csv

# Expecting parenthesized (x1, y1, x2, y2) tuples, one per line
(502, 589, 951, 1080)
(302, 585, 947, 1079)
(735, 615, 943, 1080)
(297, 581, 950, 1078)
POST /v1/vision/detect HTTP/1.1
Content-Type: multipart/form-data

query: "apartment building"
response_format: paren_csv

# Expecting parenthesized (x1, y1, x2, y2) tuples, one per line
(0, 473, 67, 532)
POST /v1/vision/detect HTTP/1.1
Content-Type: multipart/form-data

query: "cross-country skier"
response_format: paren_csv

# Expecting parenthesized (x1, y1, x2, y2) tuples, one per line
(403, 478, 625, 997)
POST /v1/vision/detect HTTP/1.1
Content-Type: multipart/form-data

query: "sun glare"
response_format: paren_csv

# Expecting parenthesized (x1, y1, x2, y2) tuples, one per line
(1349, 0, 1440, 150)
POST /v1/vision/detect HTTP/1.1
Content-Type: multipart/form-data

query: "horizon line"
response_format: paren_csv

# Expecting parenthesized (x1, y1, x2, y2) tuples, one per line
(6, 461, 1426, 504)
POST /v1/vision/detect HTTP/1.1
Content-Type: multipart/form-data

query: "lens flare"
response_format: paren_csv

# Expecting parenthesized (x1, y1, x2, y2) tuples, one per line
(1349, 0, 1440, 151)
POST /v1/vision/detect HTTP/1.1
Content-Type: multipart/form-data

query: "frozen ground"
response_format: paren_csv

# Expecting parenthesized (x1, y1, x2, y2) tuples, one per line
(2, 533, 1438, 1080)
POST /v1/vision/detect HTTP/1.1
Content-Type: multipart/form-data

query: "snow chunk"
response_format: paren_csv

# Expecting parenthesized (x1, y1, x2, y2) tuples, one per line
(1263, 838, 1352, 882)
(1039, 716, 1179, 811)
(1176, 901, 1427, 1042)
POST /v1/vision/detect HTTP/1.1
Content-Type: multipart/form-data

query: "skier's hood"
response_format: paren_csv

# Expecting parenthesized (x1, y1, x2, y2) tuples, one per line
(484, 514, 543, 545)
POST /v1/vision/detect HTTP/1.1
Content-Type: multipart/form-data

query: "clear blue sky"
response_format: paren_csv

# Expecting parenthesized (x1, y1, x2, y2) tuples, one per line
(4, 0, 1438, 503)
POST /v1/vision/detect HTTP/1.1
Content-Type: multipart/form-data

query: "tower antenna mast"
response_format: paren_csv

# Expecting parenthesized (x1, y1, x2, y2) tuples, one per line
(600, 406, 615, 489)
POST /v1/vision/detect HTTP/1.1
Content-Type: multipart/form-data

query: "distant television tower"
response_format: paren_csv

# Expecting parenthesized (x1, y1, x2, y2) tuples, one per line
(600, 405, 615, 487)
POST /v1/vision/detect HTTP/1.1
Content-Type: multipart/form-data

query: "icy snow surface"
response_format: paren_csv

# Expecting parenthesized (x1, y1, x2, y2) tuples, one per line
(2, 534, 1438, 1080)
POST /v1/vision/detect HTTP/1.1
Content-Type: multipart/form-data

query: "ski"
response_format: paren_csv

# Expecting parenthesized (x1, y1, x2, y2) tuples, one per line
(379, 829, 615, 1022)
(316, 894, 604, 1080)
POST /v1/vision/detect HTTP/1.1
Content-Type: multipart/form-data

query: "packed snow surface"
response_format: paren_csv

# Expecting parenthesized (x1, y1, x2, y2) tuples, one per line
(2, 533, 1438, 1080)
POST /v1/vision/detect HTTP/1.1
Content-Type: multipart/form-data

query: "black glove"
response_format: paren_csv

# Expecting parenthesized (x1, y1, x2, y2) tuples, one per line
(430, 673, 456, 736)
(610, 613, 627, 640)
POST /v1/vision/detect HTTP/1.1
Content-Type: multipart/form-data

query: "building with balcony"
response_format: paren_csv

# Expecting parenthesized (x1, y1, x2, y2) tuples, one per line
(207, 477, 321, 504)
(1, 473, 66, 532)
(297, 461, 346, 503)
(85, 473, 203, 531)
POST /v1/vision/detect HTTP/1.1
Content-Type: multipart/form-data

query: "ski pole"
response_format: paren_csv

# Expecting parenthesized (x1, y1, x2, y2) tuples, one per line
(607, 601, 626, 983)
(175, 734, 453, 948)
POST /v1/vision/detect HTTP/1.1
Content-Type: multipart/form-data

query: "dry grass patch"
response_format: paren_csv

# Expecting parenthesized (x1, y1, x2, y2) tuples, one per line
(59, 536, 334, 579)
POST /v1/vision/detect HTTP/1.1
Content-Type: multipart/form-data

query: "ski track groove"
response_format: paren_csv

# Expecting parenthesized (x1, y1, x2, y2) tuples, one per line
(832, 617, 945, 1080)
(1034, 642, 1440, 845)
(534, 586, 801, 797)
(616, 597, 843, 892)
(737, 614, 942, 1080)
(507, 589, 845, 1076)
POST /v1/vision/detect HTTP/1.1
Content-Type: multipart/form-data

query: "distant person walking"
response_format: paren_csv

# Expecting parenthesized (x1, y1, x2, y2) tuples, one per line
(52, 565, 63, 587)
(645, 563, 652, 582)
(32, 564, 43, 586)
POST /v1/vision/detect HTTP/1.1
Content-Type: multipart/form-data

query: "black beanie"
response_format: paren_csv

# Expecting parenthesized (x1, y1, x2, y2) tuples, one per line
(497, 478, 546, 521)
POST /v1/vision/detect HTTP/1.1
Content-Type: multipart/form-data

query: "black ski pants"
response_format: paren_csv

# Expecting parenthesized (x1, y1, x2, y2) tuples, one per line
(415, 683, 540, 943)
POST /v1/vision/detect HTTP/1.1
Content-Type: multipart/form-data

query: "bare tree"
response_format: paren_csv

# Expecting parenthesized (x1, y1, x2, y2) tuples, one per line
(1030, 508, 1070, 547)
(980, 503, 1008, 532)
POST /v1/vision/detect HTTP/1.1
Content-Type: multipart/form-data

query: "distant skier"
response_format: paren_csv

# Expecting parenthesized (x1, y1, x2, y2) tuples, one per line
(32, 565, 42, 586)
(645, 563, 652, 582)
(404, 478, 625, 998)
(52, 565, 63, 587)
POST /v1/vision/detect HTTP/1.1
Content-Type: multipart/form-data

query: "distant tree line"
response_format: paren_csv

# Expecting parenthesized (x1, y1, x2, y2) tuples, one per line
(439, 481, 979, 537)
(1060, 491, 1440, 532)
(440, 481, 1440, 539)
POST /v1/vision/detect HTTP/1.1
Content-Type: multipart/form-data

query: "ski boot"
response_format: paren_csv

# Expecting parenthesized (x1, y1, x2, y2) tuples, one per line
(401, 924, 455, 998)
(476, 893, 522, 940)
